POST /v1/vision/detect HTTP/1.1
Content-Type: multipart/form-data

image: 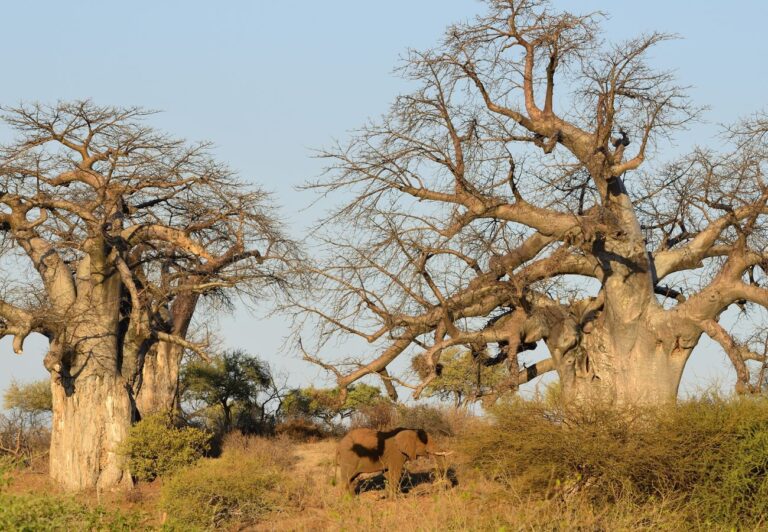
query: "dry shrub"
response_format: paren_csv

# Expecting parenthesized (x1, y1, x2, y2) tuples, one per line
(160, 437, 306, 530)
(394, 404, 454, 436)
(440, 406, 480, 436)
(350, 401, 396, 430)
(0, 412, 50, 467)
(219, 432, 295, 465)
(274, 418, 328, 442)
(462, 395, 768, 528)
(318, 483, 691, 531)
(351, 403, 473, 439)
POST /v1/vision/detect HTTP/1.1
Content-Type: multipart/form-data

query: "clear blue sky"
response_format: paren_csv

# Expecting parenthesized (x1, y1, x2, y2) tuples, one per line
(1, 1, 766, 397)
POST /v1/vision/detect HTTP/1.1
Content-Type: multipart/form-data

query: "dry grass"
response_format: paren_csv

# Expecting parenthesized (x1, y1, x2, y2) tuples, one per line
(5, 397, 768, 530)
(251, 456, 697, 531)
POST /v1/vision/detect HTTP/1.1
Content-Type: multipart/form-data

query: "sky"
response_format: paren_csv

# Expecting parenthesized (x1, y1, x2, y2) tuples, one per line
(1, 0, 766, 399)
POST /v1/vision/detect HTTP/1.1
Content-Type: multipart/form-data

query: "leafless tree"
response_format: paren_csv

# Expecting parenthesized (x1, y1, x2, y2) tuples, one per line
(296, 1, 768, 408)
(0, 101, 296, 490)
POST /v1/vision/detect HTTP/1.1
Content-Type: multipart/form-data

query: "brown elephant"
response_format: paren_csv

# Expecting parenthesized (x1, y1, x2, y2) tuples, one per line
(335, 427, 450, 495)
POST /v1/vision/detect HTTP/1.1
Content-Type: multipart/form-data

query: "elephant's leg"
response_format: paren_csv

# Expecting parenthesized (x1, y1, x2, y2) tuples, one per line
(347, 473, 360, 495)
(340, 464, 358, 495)
(385, 461, 404, 497)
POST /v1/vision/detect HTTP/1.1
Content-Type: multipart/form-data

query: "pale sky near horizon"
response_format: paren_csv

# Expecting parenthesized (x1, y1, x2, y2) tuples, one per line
(1, 1, 766, 399)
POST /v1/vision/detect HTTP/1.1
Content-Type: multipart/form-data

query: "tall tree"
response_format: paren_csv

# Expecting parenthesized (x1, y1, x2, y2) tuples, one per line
(298, 0, 768, 407)
(0, 102, 294, 490)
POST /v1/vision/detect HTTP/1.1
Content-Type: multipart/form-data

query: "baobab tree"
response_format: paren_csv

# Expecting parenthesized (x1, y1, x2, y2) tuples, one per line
(298, 0, 768, 407)
(0, 102, 294, 490)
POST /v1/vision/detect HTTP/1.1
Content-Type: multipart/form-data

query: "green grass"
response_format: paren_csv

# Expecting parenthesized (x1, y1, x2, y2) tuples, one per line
(0, 493, 147, 531)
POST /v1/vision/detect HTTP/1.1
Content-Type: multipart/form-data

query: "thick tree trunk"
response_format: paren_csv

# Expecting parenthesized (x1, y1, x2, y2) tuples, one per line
(135, 342, 184, 416)
(554, 309, 698, 406)
(135, 293, 198, 417)
(49, 373, 134, 491)
(47, 259, 136, 491)
(559, 342, 687, 405)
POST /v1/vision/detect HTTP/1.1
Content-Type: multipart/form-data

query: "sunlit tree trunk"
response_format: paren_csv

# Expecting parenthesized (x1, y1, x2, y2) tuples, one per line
(49, 373, 134, 491)
(135, 293, 198, 417)
(47, 264, 134, 491)
(135, 342, 184, 416)
(555, 314, 695, 405)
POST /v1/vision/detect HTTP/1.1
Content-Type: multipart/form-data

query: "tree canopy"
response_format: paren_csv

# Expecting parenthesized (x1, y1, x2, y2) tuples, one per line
(296, 0, 768, 406)
(181, 349, 278, 432)
(412, 348, 507, 407)
(283, 384, 386, 427)
(2, 380, 52, 416)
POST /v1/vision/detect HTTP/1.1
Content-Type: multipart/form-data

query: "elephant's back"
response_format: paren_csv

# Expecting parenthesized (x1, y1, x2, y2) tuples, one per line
(337, 428, 379, 452)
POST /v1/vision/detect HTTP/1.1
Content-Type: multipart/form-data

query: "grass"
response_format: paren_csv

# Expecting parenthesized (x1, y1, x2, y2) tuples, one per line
(5, 396, 768, 530)
(160, 434, 309, 530)
(0, 492, 147, 531)
(461, 395, 768, 529)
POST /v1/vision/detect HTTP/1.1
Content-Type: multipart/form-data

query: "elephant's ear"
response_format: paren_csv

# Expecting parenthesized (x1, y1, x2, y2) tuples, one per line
(394, 430, 417, 460)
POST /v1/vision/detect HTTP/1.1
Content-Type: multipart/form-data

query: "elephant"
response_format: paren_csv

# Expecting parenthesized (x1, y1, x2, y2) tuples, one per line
(335, 427, 451, 495)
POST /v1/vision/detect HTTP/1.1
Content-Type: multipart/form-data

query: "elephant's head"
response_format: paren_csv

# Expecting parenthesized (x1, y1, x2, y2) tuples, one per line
(393, 428, 451, 461)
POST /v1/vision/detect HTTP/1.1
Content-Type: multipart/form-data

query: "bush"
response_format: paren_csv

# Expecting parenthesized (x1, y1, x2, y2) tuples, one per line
(351, 401, 396, 430)
(160, 438, 306, 530)
(0, 493, 144, 530)
(120, 413, 212, 481)
(462, 396, 768, 528)
(0, 456, 17, 492)
(351, 402, 466, 436)
(0, 412, 51, 466)
(274, 418, 329, 442)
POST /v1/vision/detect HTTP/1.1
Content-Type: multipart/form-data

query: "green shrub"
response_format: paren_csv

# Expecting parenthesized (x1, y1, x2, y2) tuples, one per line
(463, 396, 768, 527)
(160, 437, 305, 530)
(120, 413, 211, 481)
(0, 493, 144, 531)
(0, 456, 17, 491)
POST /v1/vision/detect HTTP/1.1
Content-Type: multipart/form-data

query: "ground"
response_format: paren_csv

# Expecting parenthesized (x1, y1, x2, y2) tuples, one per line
(252, 439, 457, 531)
(4, 438, 461, 531)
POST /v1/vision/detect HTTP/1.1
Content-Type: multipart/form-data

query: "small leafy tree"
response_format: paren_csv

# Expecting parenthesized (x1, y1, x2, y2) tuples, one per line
(2, 381, 52, 424)
(282, 384, 386, 428)
(181, 350, 277, 433)
(1, 381, 52, 460)
(412, 348, 507, 408)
